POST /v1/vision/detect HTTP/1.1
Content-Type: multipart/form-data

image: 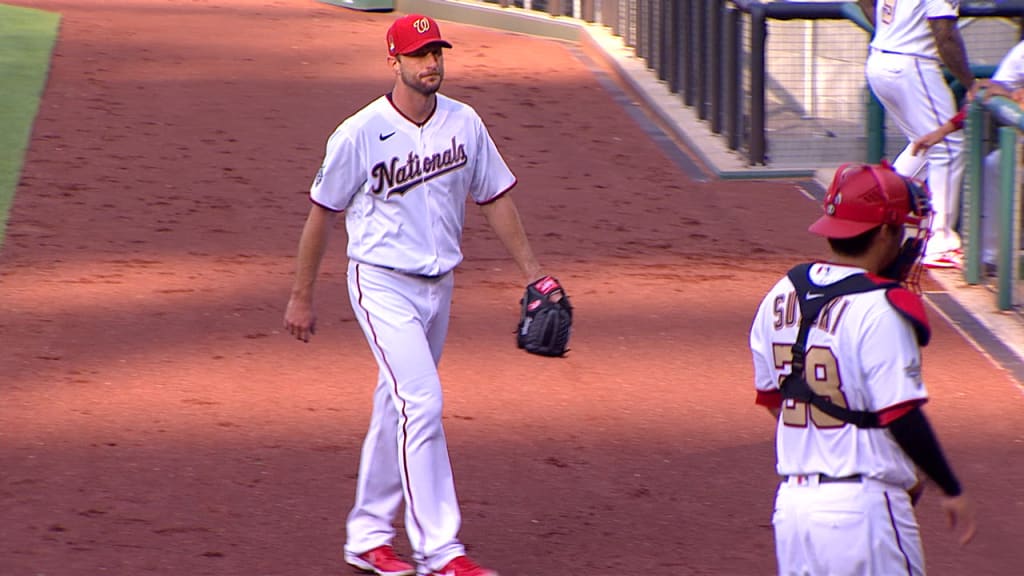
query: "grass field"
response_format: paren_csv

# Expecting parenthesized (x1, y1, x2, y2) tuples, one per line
(0, 4, 60, 249)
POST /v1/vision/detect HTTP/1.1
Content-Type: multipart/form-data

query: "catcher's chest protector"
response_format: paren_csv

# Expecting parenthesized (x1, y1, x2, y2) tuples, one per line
(782, 263, 912, 428)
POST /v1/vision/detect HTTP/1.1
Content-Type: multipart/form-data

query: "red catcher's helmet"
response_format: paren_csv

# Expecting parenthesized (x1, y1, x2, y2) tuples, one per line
(809, 162, 931, 239)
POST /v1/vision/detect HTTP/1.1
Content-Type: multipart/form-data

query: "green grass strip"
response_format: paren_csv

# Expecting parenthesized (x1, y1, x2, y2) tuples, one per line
(0, 4, 60, 250)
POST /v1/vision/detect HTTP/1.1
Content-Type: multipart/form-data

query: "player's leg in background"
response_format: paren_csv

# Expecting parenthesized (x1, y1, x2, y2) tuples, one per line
(347, 263, 465, 570)
(892, 62, 963, 257)
(345, 369, 405, 556)
(866, 52, 932, 183)
(983, 148, 1002, 267)
(867, 52, 963, 257)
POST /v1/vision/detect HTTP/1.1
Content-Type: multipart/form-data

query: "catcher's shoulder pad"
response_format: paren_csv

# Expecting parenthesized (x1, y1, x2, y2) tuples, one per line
(885, 287, 930, 347)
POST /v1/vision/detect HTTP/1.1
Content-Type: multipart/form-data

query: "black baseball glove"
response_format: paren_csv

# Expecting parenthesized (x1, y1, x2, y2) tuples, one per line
(517, 275, 572, 357)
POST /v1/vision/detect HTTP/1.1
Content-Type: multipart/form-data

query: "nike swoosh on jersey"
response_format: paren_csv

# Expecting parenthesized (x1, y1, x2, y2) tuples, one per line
(805, 291, 825, 300)
(379, 131, 396, 141)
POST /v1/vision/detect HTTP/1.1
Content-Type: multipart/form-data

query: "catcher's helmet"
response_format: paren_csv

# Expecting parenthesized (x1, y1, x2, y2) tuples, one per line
(809, 162, 931, 239)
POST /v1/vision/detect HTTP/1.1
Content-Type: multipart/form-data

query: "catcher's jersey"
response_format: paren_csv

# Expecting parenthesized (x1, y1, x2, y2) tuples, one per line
(992, 40, 1024, 91)
(869, 0, 959, 60)
(311, 93, 516, 277)
(749, 263, 928, 489)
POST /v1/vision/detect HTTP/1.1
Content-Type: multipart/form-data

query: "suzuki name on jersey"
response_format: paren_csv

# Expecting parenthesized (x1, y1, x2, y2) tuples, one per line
(371, 137, 468, 198)
(772, 290, 851, 336)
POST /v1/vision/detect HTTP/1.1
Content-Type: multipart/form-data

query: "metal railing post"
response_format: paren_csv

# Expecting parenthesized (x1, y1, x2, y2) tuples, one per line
(683, 0, 696, 106)
(696, 0, 709, 120)
(866, 89, 885, 163)
(725, 5, 741, 151)
(749, 3, 767, 164)
(649, 0, 660, 75)
(998, 125, 1017, 310)
(710, 0, 723, 133)
(964, 102, 985, 284)
(667, 0, 681, 93)
(636, 0, 647, 60)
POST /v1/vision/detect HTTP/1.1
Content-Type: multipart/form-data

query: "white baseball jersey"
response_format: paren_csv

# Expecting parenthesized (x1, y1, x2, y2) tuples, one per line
(870, 0, 959, 59)
(749, 263, 928, 490)
(311, 93, 516, 277)
(992, 40, 1024, 90)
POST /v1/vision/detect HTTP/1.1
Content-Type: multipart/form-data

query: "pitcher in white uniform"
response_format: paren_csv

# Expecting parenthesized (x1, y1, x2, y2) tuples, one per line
(284, 14, 551, 576)
(749, 163, 976, 575)
(861, 0, 974, 268)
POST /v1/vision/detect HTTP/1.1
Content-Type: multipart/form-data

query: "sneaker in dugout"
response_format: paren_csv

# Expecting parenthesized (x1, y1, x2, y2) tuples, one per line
(346, 545, 415, 576)
(427, 556, 499, 576)
(922, 248, 963, 269)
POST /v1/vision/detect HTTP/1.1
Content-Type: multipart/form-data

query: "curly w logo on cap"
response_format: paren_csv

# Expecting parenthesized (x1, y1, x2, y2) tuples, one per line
(386, 14, 453, 56)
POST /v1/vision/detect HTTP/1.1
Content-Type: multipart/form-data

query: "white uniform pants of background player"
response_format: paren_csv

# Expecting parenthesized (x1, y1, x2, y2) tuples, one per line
(344, 261, 466, 571)
(981, 144, 1023, 267)
(773, 476, 924, 576)
(866, 50, 965, 256)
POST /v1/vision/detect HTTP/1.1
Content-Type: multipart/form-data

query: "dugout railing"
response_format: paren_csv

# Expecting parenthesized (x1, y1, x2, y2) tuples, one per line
(480, 1, 1024, 171)
(964, 95, 1024, 310)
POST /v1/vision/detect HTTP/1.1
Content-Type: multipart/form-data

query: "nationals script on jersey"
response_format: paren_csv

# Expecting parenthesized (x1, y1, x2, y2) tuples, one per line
(311, 93, 516, 277)
(749, 263, 927, 489)
(871, 0, 959, 59)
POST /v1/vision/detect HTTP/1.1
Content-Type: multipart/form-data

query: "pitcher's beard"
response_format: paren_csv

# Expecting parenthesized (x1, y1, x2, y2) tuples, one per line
(402, 70, 443, 96)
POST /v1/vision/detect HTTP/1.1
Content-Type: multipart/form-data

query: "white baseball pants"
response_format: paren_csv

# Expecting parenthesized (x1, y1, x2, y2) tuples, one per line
(866, 50, 965, 255)
(344, 261, 465, 571)
(773, 476, 925, 576)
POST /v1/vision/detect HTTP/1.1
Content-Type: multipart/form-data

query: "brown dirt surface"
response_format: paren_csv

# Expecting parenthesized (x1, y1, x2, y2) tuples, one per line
(1, 1, 1021, 575)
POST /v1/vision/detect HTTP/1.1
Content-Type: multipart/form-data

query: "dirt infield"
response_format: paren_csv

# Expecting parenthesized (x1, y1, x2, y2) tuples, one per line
(1, 1, 1021, 574)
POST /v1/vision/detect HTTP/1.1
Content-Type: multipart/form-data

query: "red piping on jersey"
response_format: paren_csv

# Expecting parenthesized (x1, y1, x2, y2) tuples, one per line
(477, 179, 518, 206)
(386, 92, 436, 127)
(884, 491, 915, 575)
(877, 398, 927, 427)
(354, 264, 427, 552)
(755, 389, 783, 409)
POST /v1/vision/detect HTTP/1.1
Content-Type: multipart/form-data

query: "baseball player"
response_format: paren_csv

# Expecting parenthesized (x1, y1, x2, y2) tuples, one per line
(912, 39, 1024, 272)
(861, 0, 975, 268)
(283, 14, 551, 576)
(749, 163, 977, 575)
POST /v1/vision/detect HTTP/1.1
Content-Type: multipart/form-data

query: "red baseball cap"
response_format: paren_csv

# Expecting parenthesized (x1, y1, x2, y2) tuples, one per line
(808, 162, 923, 239)
(387, 14, 453, 57)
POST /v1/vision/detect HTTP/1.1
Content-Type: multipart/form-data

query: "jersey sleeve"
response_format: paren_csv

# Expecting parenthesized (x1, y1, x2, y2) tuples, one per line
(992, 41, 1024, 89)
(469, 115, 516, 205)
(750, 285, 785, 392)
(858, 305, 928, 412)
(310, 126, 364, 212)
(923, 0, 958, 19)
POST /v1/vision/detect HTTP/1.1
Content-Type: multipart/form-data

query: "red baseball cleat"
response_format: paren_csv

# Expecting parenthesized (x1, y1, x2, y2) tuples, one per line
(428, 556, 499, 576)
(922, 248, 963, 269)
(346, 545, 415, 576)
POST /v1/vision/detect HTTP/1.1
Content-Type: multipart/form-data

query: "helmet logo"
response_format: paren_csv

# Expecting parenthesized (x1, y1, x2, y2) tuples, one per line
(413, 17, 431, 34)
